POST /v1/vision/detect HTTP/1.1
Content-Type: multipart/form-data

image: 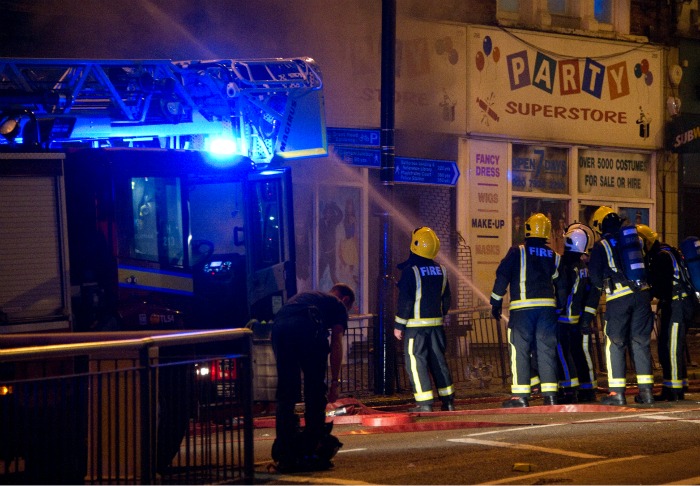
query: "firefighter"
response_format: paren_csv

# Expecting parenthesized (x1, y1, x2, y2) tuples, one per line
(394, 227, 455, 412)
(490, 213, 567, 407)
(637, 224, 694, 401)
(271, 283, 355, 473)
(588, 206, 655, 405)
(556, 223, 601, 403)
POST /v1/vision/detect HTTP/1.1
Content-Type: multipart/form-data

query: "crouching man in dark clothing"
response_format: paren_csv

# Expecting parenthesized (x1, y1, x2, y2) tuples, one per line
(271, 283, 355, 473)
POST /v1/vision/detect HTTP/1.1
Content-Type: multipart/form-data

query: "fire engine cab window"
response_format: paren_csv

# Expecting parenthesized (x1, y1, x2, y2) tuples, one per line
(130, 177, 183, 265)
(251, 180, 283, 269)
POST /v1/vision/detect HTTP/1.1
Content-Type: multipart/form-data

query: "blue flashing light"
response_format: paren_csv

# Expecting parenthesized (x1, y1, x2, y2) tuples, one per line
(207, 136, 239, 156)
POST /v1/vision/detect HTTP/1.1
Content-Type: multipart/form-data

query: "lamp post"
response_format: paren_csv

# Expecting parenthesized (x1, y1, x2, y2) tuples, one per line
(375, 0, 396, 395)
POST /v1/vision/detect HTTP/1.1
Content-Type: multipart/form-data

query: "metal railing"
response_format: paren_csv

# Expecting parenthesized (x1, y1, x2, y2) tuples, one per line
(0, 329, 254, 485)
(335, 308, 512, 396)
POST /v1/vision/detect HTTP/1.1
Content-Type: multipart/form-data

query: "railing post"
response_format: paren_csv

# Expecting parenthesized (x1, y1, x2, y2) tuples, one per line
(139, 345, 154, 484)
(241, 334, 255, 482)
(493, 317, 509, 387)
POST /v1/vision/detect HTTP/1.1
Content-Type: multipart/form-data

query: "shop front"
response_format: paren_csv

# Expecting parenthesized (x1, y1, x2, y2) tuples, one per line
(457, 25, 663, 306)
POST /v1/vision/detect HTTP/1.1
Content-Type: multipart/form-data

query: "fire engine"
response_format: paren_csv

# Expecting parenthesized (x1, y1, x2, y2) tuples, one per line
(0, 57, 327, 333)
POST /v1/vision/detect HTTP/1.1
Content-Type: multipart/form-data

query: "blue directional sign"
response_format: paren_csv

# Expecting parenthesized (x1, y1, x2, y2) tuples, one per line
(327, 127, 380, 147)
(394, 157, 460, 186)
(333, 146, 381, 167)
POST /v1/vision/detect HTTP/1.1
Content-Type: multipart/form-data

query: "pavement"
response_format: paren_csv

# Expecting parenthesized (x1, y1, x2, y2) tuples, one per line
(344, 330, 700, 412)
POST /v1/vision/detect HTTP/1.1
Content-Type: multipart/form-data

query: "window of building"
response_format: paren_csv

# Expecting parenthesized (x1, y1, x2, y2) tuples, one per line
(595, 0, 612, 23)
(548, 0, 566, 15)
(498, 0, 519, 13)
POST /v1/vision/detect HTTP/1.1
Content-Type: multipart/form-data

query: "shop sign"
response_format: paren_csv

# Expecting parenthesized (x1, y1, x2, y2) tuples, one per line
(511, 144, 568, 194)
(666, 114, 700, 154)
(466, 139, 510, 305)
(466, 26, 663, 149)
(577, 149, 651, 198)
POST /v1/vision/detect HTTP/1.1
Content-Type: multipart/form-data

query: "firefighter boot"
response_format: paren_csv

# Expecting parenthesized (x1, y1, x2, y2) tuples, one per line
(654, 387, 680, 402)
(558, 387, 578, 404)
(577, 388, 597, 403)
(634, 388, 655, 405)
(600, 391, 627, 406)
(542, 395, 558, 406)
(441, 396, 455, 411)
(409, 402, 433, 413)
(502, 396, 529, 408)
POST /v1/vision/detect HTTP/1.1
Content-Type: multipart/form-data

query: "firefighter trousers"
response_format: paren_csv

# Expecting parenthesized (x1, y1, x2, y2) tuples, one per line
(403, 326, 454, 404)
(271, 314, 330, 463)
(603, 290, 654, 394)
(508, 307, 558, 396)
(657, 298, 693, 390)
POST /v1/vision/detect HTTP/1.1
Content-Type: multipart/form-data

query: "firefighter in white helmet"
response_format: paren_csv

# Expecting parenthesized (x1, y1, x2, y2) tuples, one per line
(490, 213, 567, 407)
(394, 227, 455, 412)
(588, 206, 655, 405)
(556, 223, 600, 403)
(638, 224, 695, 401)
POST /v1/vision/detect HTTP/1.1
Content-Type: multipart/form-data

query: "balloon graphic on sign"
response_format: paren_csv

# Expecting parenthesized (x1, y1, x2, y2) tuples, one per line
(483, 36, 492, 57)
(645, 70, 653, 86)
(634, 63, 643, 79)
(476, 51, 485, 71)
(492, 46, 500, 63)
(641, 58, 649, 74)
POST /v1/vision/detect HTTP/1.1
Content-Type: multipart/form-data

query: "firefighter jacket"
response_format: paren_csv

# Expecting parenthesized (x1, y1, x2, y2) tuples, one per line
(558, 252, 601, 326)
(589, 233, 648, 302)
(645, 241, 690, 303)
(394, 253, 450, 331)
(489, 239, 566, 312)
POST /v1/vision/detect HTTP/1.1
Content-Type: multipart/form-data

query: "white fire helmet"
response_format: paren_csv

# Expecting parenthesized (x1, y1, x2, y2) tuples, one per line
(564, 223, 594, 254)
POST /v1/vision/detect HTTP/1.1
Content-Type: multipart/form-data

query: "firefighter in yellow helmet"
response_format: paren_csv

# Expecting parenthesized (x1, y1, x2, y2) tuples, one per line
(490, 213, 567, 407)
(638, 224, 694, 401)
(588, 207, 655, 405)
(394, 227, 455, 412)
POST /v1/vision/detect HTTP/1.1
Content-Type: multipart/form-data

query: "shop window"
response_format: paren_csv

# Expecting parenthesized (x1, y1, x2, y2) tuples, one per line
(512, 145, 569, 195)
(512, 197, 569, 254)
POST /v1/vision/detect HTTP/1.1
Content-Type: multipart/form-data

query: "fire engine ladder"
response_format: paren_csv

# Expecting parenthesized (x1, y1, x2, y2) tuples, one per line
(0, 57, 324, 164)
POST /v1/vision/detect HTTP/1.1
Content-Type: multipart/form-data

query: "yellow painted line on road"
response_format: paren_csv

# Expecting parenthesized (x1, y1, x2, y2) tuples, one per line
(478, 454, 647, 485)
(255, 473, 374, 484)
(666, 475, 700, 484)
(448, 437, 604, 459)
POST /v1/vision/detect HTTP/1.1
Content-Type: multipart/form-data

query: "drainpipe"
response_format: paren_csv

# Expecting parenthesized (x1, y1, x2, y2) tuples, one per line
(375, 0, 396, 395)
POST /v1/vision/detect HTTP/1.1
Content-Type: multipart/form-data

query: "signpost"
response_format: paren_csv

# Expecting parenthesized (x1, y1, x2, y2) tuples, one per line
(327, 127, 460, 185)
(327, 127, 380, 147)
(333, 146, 380, 167)
(395, 157, 459, 186)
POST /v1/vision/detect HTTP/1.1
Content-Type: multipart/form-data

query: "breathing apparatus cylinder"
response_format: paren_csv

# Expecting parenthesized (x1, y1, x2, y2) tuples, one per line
(680, 236, 700, 294)
(617, 225, 647, 287)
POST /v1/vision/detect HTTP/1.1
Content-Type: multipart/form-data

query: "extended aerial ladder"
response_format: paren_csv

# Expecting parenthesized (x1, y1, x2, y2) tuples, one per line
(0, 57, 327, 165)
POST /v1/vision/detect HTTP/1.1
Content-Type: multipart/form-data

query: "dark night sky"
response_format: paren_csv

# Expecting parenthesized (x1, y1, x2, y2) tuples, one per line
(0, 0, 309, 59)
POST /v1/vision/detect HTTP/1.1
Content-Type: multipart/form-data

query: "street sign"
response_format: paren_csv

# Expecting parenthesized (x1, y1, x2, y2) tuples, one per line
(327, 127, 380, 147)
(333, 146, 380, 167)
(394, 157, 460, 186)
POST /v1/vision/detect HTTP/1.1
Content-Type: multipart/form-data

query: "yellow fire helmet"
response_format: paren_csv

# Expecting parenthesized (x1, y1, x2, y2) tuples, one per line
(410, 226, 440, 259)
(590, 206, 621, 237)
(636, 224, 658, 253)
(524, 213, 551, 239)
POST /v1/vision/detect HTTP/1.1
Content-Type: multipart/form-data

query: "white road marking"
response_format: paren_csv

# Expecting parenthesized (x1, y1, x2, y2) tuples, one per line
(478, 455, 647, 485)
(448, 437, 604, 459)
(337, 448, 368, 453)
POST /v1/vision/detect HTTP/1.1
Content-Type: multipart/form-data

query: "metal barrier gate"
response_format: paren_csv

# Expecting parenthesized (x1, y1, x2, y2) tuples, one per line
(0, 329, 254, 485)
